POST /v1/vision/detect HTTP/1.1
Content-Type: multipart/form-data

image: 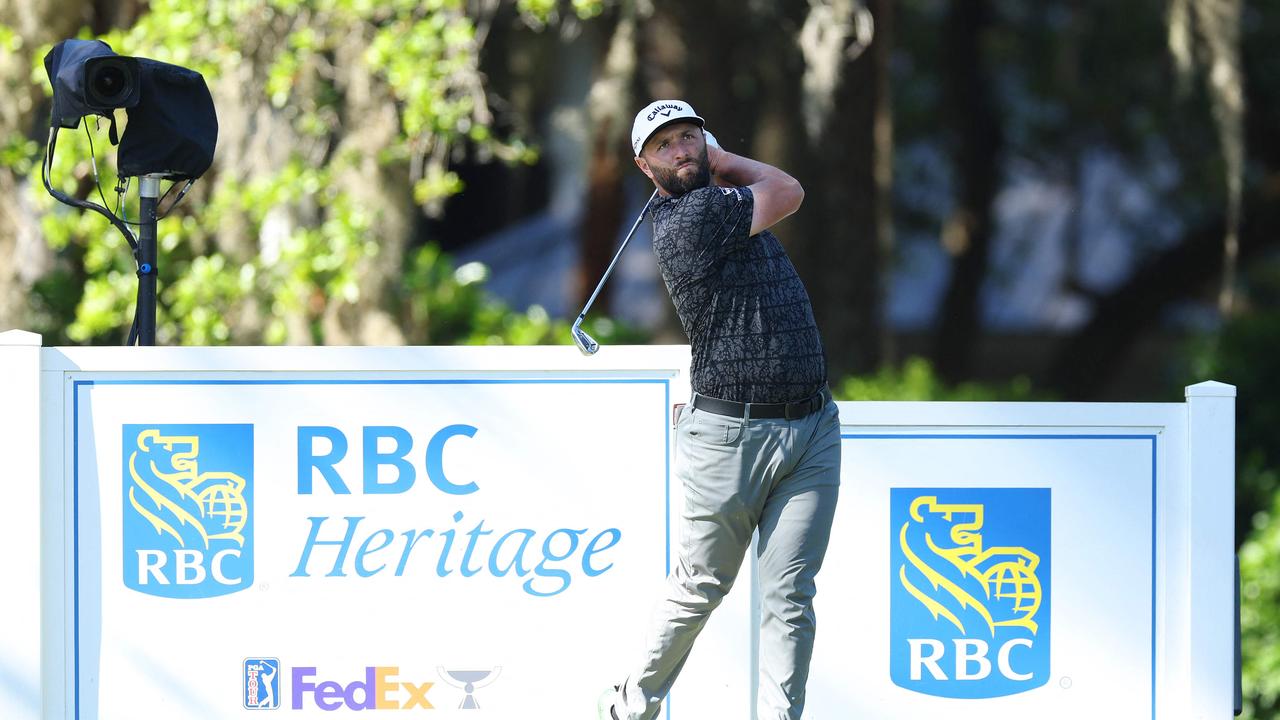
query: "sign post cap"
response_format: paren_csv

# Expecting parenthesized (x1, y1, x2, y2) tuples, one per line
(1185, 380, 1237, 398)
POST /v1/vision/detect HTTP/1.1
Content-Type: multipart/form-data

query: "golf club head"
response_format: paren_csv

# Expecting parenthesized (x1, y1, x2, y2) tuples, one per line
(571, 321, 599, 356)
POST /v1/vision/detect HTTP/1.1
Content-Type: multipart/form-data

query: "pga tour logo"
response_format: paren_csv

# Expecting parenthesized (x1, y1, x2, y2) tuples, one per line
(889, 488, 1051, 698)
(244, 658, 281, 710)
(123, 424, 254, 598)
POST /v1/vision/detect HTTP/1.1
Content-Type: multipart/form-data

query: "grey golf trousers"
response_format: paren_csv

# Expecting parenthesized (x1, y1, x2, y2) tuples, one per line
(613, 398, 841, 720)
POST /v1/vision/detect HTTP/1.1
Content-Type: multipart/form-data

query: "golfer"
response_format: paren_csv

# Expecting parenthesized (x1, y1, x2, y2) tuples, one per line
(599, 100, 841, 720)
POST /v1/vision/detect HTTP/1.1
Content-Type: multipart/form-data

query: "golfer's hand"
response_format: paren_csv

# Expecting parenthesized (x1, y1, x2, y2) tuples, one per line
(705, 132, 734, 187)
(706, 135, 723, 170)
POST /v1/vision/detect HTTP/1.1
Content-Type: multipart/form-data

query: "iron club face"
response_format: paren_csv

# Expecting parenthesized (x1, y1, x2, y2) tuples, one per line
(571, 320, 599, 356)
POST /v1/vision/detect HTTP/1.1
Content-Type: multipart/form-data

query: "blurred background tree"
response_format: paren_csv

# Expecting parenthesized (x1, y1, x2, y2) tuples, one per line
(3, 0, 636, 347)
(0, 0, 1277, 712)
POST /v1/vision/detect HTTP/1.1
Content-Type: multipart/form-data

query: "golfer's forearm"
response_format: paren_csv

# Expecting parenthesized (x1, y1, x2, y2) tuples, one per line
(716, 151, 803, 202)
(714, 150, 796, 189)
(713, 150, 805, 233)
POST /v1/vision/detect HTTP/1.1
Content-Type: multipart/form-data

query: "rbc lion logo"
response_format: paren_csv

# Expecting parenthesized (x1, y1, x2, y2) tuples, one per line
(122, 424, 254, 598)
(889, 488, 1051, 698)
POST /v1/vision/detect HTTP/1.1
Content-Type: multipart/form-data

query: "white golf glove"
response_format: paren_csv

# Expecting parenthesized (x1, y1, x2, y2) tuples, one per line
(703, 129, 720, 149)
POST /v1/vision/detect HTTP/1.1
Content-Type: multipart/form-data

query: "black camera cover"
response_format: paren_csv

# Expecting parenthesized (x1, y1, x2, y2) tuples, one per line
(118, 59, 218, 180)
(45, 39, 217, 180)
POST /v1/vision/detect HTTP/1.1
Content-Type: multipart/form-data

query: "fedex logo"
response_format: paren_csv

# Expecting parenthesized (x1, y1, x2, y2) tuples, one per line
(292, 666, 434, 710)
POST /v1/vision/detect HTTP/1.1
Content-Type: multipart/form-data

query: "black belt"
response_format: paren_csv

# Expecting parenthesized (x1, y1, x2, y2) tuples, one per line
(691, 386, 831, 420)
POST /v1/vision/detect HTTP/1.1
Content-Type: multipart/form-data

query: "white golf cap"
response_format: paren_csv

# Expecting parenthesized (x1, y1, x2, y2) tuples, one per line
(631, 99, 704, 156)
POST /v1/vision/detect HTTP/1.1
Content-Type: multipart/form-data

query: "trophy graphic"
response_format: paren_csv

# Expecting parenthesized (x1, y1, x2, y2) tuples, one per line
(437, 667, 502, 709)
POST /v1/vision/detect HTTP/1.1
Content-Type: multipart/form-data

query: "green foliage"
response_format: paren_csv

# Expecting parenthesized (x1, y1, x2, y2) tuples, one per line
(21, 0, 612, 347)
(833, 356, 1041, 401)
(399, 243, 641, 346)
(0, 136, 38, 173)
(0, 23, 18, 52)
(1241, 492, 1280, 719)
(516, 0, 605, 26)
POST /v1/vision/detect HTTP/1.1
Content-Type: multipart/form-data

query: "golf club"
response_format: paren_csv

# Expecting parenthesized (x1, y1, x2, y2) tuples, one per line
(572, 189, 658, 355)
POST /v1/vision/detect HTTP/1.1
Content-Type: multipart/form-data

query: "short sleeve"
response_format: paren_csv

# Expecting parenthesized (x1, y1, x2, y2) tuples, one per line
(656, 185, 755, 262)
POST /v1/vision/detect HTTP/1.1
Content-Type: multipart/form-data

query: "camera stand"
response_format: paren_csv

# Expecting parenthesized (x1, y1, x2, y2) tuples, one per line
(42, 38, 217, 348)
(135, 174, 161, 346)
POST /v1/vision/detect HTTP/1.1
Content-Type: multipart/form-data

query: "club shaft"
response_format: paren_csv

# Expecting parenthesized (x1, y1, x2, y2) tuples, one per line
(577, 189, 657, 322)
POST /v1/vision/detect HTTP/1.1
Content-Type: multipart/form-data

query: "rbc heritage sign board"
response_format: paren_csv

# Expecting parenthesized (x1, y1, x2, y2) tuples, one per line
(71, 371, 693, 718)
(14, 341, 1231, 719)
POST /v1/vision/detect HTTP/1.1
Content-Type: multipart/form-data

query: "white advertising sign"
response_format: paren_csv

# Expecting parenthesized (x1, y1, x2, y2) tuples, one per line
(20, 344, 1231, 720)
(69, 375, 678, 718)
(808, 430, 1160, 718)
(0, 331, 42, 720)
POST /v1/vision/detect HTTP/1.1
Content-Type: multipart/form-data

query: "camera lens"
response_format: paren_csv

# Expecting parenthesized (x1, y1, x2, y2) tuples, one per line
(93, 67, 126, 99)
(85, 57, 138, 108)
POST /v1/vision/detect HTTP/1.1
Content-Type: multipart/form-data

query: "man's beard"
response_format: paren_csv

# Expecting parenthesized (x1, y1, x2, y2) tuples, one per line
(652, 147, 711, 196)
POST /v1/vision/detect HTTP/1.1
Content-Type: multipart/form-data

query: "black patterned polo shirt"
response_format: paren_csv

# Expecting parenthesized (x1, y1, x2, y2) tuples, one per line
(649, 185, 827, 404)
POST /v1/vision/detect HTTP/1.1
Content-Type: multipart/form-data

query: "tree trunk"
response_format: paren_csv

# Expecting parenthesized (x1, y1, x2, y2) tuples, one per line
(754, 0, 888, 378)
(321, 30, 414, 346)
(872, 0, 897, 366)
(0, 0, 91, 335)
(930, 0, 1003, 383)
(576, 4, 637, 316)
(206, 16, 313, 344)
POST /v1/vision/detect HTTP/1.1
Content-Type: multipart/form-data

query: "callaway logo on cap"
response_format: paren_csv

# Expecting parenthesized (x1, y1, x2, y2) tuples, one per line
(631, 100, 705, 156)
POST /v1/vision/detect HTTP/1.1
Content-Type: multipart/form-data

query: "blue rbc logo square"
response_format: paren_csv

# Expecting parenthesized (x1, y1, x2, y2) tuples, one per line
(243, 657, 280, 710)
(122, 424, 254, 598)
(889, 488, 1051, 698)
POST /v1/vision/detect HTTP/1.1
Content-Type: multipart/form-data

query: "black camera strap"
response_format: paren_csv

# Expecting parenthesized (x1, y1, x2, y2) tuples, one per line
(42, 127, 138, 254)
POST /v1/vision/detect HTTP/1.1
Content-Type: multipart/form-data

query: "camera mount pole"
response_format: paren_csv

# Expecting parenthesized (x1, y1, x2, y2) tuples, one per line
(136, 174, 161, 346)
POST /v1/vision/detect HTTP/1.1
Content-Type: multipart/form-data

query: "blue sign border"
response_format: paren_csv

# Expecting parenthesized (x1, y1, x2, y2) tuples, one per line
(73, 377, 674, 719)
(842, 433, 1158, 720)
